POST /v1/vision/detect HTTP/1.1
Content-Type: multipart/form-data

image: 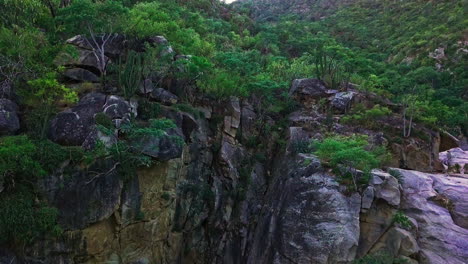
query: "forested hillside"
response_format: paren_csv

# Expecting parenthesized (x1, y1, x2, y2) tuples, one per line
(0, 0, 467, 263)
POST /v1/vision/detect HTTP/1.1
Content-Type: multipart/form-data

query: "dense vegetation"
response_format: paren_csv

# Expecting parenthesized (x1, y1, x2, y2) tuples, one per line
(0, 0, 466, 252)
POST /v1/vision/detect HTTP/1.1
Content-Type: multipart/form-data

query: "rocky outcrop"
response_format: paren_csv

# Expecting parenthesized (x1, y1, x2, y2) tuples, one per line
(398, 169, 468, 264)
(48, 93, 135, 147)
(331, 91, 355, 113)
(439, 147, 468, 174)
(63, 68, 100, 82)
(289, 78, 329, 103)
(131, 126, 184, 161)
(0, 98, 19, 135)
(41, 160, 123, 230)
(248, 154, 361, 264)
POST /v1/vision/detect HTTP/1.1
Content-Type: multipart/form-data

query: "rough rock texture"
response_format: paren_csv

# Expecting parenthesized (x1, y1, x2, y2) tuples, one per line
(41, 160, 123, 230)
(63, 68, 100, 82)
(0, 98, 20, 135)
(289, 78, 328, 102)
(398, 169, 468, 264)
(150, 88, 178, 105)
(248, 154, 361, 264)
(331, 91, 355, 113)
(49, 93, 135, 147)
(439, 147, 468, 174)
(132, 127, 184, 161)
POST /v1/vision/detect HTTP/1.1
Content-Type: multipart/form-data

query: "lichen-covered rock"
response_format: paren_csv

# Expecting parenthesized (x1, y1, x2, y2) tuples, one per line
(0, 98, 19, 135)
(331, 91, 355, 113)
(49, 93, 134, 147)
(248, 154, 361, 264)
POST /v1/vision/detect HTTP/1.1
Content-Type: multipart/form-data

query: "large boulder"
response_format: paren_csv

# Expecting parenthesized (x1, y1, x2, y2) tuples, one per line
(0, 99, 20, 135)
(63, 68, 100, 82)
(331, 91, 355, 113)
(131, 127, 184, 161)
(248, 154, 361, 264)
(439, 147, 468, 174)
(150, 88, 178, 105)
(289, 78, 329, 104)
(49, 93, 135, 147)
(40, 160, 123, 230)
(398, 169, 468, 264)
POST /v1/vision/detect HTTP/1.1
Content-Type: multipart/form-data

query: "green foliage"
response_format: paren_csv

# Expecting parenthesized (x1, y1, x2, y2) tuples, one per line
(342, 104, 392, 129)
(119, 50, 143, 99)
(388, 169, 404, 184)
(22, 72, 78, 138)
(198, 69, 245, 98)
(56, 0, 128, 35)
(94, 112, 114, 130)
(314, 135, 388, 189)
(0, 136, 45, 187)
(393, 211, 412, 229)
(138, 100, 162, 120)
(353, 252, 409, 264)
(0, 190, 62, 244)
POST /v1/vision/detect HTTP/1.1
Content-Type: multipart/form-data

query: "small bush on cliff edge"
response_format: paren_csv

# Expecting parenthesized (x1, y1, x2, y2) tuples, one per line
(314, 134, 389, 190)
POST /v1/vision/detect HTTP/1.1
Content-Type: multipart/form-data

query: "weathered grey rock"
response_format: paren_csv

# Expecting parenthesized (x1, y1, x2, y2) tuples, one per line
(63, 68, 100, 82)
(146, 36, 174, 57)
(289, 78, 328, 99)
(370, 170, 401, 206)
(150, 88, 178, 105)
(132, 127, 184, 161)
(248, 154, 361, 264)
(439, 147, 468, 174)
(369, 227, 419, 258)
(41, 160, 123, 230)
(49, 93, 134, 147)
(398, 169, 468, 264)
(0, 98, 20, 135)
(361, 186, 375, 211)
(223, 97, 241, 139)
(103, 95, 136, 120)
(331, 91, 355, 112)
(138, 79, 155, 95)
(286, 126, 312, 153)
(240, 102, 257, 142)
(357, 200, 398, 258)
(430, 174, 468, 228)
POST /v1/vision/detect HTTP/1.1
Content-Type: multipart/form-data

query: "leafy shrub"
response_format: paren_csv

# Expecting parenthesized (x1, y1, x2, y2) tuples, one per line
(314, 135, 388, 190)
(393, 211, 412, 229)
(0, 190, 62, 244)
(342, 105, 392, 129)
(138, 100, 161, 120)
(353, 252, 409, 264)
(94, 112, 114, 129)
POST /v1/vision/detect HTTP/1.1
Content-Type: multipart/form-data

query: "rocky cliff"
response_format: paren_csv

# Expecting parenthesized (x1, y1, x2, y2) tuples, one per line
(0, 34, 467, 264)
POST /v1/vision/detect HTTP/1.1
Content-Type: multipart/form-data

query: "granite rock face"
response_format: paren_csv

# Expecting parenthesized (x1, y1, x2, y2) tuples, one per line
(398, 169, 468, 264)
(248, 154, 361, 264)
